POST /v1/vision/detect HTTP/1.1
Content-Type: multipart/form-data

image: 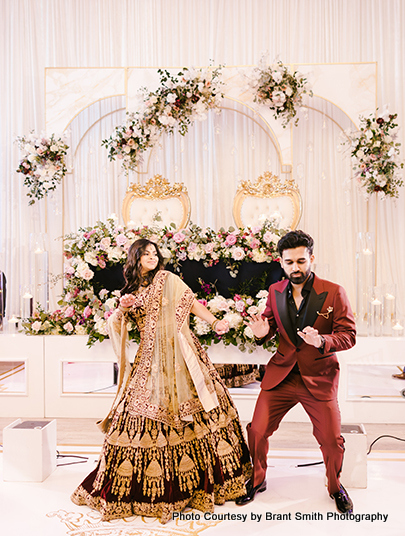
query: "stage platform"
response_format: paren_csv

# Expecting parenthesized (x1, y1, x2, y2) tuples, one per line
(0, 334, 404, 423)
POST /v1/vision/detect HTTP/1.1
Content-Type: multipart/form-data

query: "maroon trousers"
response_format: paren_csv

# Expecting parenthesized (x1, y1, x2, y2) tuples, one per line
(247, 371, 344, 495)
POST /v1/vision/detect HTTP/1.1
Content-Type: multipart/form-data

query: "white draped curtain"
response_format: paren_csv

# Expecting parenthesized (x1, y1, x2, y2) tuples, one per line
(1, 0, 404, 318)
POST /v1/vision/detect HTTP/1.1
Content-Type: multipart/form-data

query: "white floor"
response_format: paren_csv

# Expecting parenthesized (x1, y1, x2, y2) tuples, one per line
(1, 445, 404, 536)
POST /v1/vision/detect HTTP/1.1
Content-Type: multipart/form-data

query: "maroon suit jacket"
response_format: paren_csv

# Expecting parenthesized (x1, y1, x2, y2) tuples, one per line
(260, 274, 356, 401)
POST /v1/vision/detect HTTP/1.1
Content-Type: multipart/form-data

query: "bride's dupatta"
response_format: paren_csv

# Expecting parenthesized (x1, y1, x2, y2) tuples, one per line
(98, 271, 219, 433)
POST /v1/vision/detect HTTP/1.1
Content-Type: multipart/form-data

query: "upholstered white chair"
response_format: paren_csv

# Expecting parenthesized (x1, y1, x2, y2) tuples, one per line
(233, 171, 302, 230)
(122, 175, 191, 229)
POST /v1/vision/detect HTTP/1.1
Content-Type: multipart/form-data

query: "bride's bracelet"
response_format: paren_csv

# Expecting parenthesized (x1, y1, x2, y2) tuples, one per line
(211, 319, 220, 331)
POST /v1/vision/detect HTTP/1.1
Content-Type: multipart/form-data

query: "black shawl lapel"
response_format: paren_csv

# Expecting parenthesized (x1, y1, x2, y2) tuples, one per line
(300, 285, 328, 331)
(275, 286, 297, 345)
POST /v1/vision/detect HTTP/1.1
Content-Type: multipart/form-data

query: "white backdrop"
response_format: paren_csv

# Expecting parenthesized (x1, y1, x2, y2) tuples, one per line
(1, 0, 404, 318)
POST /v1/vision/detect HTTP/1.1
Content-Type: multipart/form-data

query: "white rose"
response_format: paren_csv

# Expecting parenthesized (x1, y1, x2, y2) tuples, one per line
(166, 93, 177, 104)
(256, 290, 269, 299)
(208, 296, 229, 314)
(244, 326, 254, 339)
(31, 321, 42, 332)
(84, 251, 98, 266)
(75, 324, 87, 335)
(252, 249, 267, 263)
(105, 297, 118, 310)
(95, 319, 108, 336)
(223, 312, 243, 329)
(107, 247, 123, 262)
(193, 318, 211, 336)
(247, 305, 259, 315)
(272, 71, 283, 83)
(272, 91, 286, 107)
(231, 247, 245, 261)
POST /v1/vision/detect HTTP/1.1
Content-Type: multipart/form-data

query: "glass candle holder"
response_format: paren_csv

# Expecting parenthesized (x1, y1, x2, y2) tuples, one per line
(383, 284, 396, 336)
(392, 318, 404, 338)
(21, 289, 33, 319)
(355, 232, 375, 336)
(367, 286, 382, 337)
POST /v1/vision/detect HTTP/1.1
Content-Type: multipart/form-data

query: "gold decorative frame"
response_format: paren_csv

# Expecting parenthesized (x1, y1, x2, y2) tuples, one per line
(233, 171, 302, 230)
(122, 174, 191, 228)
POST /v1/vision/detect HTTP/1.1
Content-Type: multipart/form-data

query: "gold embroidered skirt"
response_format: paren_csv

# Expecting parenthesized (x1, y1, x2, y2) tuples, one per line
(71, 383, 251, 524)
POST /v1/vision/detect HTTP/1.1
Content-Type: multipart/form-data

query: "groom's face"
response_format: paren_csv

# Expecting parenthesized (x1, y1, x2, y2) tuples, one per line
(281, 246, 314, 285)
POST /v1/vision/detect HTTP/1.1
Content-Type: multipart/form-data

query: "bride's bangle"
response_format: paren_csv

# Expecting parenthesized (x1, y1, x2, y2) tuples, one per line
(211, 319, 220, 331)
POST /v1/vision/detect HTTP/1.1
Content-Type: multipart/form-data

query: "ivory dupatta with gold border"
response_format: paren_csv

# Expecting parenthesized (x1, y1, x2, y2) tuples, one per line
(99, 271, 219, 433)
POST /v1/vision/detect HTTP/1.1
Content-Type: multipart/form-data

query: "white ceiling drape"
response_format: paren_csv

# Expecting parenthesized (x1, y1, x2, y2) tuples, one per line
(1, 0, 404, 317)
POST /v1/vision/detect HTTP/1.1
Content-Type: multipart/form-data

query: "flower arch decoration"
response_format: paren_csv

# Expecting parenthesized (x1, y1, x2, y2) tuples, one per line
(245, 57, 313, 128)
(102, 66, 224, 172)
(15, 133, 69, 205)
(341, 109, 404, 199)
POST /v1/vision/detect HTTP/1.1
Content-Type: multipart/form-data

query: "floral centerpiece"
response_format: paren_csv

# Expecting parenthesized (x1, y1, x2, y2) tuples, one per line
(246, 58, 312, 128)
(21, 217, 283, 350)
(191, 281, 277, 353)
(102, 66, 224, 171)
(15, 133, 69, 204)
(341, 109, 404, 199)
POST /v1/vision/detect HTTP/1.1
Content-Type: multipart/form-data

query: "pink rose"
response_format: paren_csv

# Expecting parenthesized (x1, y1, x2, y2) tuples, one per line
(250, 238, 260, 249)
(63, 322, 74, 333)
(104, 310, 114, 320)
(83, 306, 92, 319)
(188, 242, 197, 252)
(82, 269, 94, 281)
(64, 306, 75, 318)
(225, 234, 237, 246)
(173, 232, 186, 243)
(116, 234, 128, 246)
(204, 242, 214, 254)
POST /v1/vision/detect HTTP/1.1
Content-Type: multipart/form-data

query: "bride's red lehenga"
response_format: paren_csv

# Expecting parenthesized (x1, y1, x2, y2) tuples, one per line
(71, 271, 252, 524)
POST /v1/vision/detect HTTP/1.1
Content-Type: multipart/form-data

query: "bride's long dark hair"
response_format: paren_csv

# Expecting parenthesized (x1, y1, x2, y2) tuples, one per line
(121, 239, 165, 295)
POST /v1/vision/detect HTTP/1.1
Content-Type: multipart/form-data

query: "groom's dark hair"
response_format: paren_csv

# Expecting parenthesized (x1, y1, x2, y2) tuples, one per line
(277, 230, 314, 256)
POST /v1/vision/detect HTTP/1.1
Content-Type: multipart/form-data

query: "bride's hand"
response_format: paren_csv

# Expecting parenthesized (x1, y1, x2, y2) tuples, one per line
(214, 319, 229, 335)
(119, 294, 136, 308)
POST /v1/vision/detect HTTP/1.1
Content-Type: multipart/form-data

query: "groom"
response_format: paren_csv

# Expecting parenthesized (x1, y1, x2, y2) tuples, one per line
(236, 230, 356, 514)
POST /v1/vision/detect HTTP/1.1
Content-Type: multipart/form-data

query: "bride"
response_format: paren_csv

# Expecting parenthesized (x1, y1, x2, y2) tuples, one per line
(71, 238, 251, 523)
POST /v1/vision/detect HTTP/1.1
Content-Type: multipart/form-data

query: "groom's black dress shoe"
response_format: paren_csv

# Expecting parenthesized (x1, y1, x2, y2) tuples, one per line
(235, 479, 267, 505)
(330, 485, 353, 514)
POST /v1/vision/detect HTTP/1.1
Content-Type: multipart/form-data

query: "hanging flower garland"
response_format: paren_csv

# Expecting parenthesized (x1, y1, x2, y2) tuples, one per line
(341, 109, 404, 199)
(245, 57, 313, 128)
(15, 133, 69, 205)
(102, 66, 224, 172)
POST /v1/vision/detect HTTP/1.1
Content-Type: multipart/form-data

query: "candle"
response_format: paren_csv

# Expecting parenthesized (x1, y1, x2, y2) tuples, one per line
(367, 290, 382, 337)
(8, 314, 19, 333)
(392, 321, 404, 337)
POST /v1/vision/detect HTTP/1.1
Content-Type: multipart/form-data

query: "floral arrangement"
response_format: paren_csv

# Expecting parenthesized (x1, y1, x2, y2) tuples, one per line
(21, 216, 283, 349)
(15, 133, 69, 204)
(191, 281, 277, 353)
(246, 58, 312, 128)
(102, 66, 224, 171)
(341, 109, 404, 199)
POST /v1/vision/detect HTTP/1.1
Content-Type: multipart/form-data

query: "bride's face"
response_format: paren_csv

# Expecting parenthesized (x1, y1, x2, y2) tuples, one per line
(139, 244, 159, 274)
